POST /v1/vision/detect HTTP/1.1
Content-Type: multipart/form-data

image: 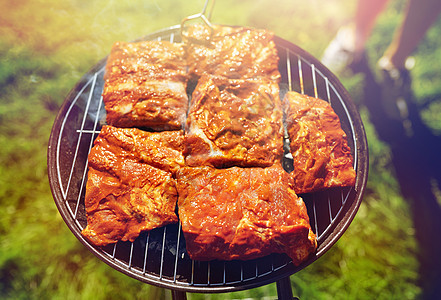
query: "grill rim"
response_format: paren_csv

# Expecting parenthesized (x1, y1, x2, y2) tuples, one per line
(47, 24, 368, 293)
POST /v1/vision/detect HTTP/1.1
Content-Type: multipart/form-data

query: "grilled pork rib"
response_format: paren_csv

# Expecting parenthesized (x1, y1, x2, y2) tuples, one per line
(82, 126, 184, 246)
(283, 91, 356, 194)
(184, 75, 284, 168)
(102, 41, 188, 130)
(177, 164, 317, 264)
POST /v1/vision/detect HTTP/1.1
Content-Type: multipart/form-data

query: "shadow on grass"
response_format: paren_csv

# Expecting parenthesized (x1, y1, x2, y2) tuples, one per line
(354, 56, 441, 300)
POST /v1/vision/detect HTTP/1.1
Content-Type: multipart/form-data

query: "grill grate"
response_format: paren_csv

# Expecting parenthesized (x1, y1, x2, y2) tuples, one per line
(48, 25, 368, 293)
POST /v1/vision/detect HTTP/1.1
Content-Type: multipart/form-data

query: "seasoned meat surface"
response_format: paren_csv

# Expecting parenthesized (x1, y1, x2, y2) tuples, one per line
(284, 91, 356, 194)
(81, 126, 184, 246)
(184, 75, 284, 168)
(88, 126, 185, 176)
(176, 164, 317, 264)
(185, 24, 280, 81)
(102, 41, 188, 130)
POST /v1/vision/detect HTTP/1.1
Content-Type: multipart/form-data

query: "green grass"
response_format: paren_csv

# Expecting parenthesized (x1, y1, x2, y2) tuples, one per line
(1, 0, 440, 298)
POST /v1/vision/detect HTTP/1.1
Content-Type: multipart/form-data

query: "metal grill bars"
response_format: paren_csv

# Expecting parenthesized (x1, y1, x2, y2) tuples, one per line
(53, 26, 359, 291)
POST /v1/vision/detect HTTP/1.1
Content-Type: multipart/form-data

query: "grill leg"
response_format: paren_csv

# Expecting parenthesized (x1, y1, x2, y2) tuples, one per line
(171, 290, 187, 300)
(276, 276, 297, 300)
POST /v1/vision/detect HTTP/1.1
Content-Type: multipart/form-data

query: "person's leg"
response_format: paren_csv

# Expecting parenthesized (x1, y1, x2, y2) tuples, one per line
(377, 0, 441, 132)
(382, 0, 441, 69)
(321, 0, 389, 73)
(353, 0, 389, 53)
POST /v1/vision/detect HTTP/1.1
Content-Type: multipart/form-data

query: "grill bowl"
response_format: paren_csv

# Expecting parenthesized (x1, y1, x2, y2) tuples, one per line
(47, 25, 368, 293)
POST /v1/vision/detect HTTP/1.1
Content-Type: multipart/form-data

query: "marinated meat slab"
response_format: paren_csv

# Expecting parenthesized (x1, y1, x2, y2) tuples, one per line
(283, 91, 356, 194)
(81, 126, 184, 246)
(185, 24, 281, 81)
(176, 164, 317, 265)
(184, 75, 284, 168)
(102, 41, 188, 130)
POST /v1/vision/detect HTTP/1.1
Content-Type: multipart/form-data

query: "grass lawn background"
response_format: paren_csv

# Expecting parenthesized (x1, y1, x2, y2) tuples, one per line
(1, 0, 440, 299)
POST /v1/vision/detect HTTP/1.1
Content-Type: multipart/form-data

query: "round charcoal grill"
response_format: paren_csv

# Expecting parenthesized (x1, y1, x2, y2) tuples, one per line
(47, 24, 368, 299)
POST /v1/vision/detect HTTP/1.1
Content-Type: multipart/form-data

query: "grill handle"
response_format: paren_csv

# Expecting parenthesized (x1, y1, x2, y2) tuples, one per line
(180, 0, 216, 43)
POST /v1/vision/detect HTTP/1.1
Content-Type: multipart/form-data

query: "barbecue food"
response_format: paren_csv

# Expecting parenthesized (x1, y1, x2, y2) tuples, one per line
(184, 75, 284, 168)
(81, 126, 184, 246)
(177, 164, 317, 264)
(81, 25, 359, 263)
(283, 91, 356, 194)
(184, 24, 280, 81)
(102, 40, 188, 130)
